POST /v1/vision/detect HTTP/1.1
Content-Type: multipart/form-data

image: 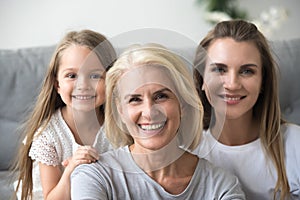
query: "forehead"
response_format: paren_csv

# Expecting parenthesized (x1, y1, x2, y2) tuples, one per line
(207, 38, 261, 65)
(60, 45, 105, 71)
(117, 65, 175, 96)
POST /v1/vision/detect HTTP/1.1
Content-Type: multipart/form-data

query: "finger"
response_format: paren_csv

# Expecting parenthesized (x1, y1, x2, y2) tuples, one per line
(61, 159, 69, 167)
(78, 146, 100, 160)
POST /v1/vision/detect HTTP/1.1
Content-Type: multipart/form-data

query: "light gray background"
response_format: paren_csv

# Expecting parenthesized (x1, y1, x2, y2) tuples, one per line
(0, 0, 299, 49)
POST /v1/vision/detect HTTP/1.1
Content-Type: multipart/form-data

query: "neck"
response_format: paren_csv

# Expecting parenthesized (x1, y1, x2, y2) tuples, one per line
(212, 111, 260, 146)
(146, 152, 198, 178)
(132, 147, 198, 195)
(61, 107, 103, 145)
(129, 138, 185, 172)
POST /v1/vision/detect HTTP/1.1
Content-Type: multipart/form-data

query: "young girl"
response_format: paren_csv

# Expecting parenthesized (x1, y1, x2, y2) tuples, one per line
(193, 20, 300, 200)
(13, 30, 116, 200)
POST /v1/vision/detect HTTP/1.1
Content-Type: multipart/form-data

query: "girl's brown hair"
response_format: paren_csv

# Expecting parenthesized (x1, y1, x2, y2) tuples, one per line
(11, 29, 116, 200)
(194, 20, 289, 200)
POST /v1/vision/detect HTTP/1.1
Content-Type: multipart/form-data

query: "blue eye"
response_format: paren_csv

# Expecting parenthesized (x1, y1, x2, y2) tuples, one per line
(240, 69, 254, 75)
(90, 73, 102, 79)
(212, 67, 226, 74)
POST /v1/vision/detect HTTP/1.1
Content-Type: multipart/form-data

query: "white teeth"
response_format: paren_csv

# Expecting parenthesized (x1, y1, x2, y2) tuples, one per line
(224, 97, 241, 101)
(141, 123, 165, 131)
(73, 95, 94, 100)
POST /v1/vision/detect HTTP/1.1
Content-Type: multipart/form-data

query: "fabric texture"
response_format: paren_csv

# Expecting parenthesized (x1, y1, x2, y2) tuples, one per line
(15, 109, 112, 200)
(71, 146, 245, 200)
(193, 123, 300, 200)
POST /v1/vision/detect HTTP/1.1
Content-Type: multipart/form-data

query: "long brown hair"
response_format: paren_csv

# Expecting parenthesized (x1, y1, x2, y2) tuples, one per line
(11, 29, 116, 200)
(194, 20, 289, 200)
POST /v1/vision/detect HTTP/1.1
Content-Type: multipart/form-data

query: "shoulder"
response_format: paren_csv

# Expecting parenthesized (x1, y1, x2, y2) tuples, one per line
(197, 158, 236, 180)
(33, 109, 75, 144)
(71, 146, 133, 188)
(281, 123, 300, 194)
(195, 159, 245, 199)
(281, 123, 300, 156)
(282, 123, 300, 143)
(29, 109, 75, 164)
(75, 146, 134, 174)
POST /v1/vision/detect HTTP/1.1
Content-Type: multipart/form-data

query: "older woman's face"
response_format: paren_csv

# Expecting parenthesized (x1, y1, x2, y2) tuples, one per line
(116, 66, 181, 152)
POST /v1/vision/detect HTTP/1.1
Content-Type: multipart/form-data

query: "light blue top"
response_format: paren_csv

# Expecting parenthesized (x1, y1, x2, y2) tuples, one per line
(71, 146, 245, 200)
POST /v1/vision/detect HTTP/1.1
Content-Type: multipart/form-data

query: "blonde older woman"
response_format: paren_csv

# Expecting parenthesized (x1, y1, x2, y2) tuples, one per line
(71, 44, 245, 200)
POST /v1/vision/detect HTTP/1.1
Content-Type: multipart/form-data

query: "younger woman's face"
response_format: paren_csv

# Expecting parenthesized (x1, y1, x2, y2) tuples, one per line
(56, 45, 106, 113)
(203, 38, 262, 120)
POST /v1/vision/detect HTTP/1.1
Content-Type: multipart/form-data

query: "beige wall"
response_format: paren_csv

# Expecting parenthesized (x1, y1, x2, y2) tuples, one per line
(0, 0, 299, 49)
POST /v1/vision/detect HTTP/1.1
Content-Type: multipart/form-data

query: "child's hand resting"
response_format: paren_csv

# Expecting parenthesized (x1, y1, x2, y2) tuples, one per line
(62, 146, 100, 172)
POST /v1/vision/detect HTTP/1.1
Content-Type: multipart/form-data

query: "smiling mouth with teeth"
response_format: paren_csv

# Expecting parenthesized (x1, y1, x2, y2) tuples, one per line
(72, 95, 96, 100)
(219, 95, 246, 100)
(139, 122, 166, 131)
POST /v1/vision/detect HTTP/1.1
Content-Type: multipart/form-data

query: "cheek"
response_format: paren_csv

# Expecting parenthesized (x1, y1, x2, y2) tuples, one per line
(203, 80, 221, 104)
(58, 80, 73, 92)
(120, 104, 139, 125)
(203, 72, 223, 92)
(167, 104, 181, 125)
(245, 76, 262, 95)
(96, 83, 106, 97)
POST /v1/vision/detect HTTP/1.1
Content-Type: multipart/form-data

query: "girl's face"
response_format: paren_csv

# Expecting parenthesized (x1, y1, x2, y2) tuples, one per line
(117, 66, 181, 152)
(56, 45, 106, 113)
(203, 38, 262, 120)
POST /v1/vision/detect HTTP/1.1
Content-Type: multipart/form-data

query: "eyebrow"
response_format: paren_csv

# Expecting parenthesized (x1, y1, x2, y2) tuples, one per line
(61, 67, 104, 73)
(210, 63, 258, 68)
(123, 87, 172, 100)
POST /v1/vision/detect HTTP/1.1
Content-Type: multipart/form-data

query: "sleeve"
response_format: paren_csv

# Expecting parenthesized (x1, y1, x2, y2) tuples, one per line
(71, 164, 108, 200)
(205, 161, 246, 200)
(29, 127, 60, 166)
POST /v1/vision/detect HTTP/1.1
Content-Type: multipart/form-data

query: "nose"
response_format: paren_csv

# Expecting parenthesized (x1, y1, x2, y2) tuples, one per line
(76, 76, 92, 91)
(141, 99, 160, 119)
(222, 71, 241, 90)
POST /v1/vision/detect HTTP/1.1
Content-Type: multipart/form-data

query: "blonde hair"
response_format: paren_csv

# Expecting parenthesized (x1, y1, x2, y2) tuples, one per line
(105, 44, 203, 151)
(11, 30, 116, 200)
(194, 20, 289, 200)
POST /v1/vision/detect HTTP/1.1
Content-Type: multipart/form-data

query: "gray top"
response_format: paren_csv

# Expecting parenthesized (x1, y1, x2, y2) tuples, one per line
(71, 146, 245, 200)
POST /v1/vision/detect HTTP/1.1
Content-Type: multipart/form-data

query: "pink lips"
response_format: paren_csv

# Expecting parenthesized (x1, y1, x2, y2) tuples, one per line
(72, 95, 96, 100)
(220, 94, 246, 105)
(138, 122, 166, 137)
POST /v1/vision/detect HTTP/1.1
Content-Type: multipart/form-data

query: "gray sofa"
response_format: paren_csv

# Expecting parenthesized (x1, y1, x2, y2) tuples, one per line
(0, 39, 300, 199)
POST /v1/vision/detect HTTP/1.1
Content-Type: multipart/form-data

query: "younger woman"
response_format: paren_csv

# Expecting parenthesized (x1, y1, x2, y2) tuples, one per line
(13, 30, 116, 200)
(193, 20, 300, 200)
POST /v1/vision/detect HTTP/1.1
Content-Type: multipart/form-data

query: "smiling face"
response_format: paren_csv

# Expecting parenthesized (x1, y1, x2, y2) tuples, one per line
(116, 66, 181, 152)
(203, 38, 262, 120)
(56, 45, 106, 113)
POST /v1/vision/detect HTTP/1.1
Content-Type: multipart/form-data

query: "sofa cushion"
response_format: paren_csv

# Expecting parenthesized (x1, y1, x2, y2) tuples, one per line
(270, 38, 300, 125)
(0, 46, 55, 170)
(0, 171, 16, 200)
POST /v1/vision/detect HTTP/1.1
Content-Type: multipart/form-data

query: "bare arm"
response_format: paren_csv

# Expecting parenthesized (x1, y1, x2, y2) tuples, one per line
(39, 146, 99, 200)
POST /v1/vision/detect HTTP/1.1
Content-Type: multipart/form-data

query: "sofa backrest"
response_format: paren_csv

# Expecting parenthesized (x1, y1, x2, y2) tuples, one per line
(0, 39, 299, 170)
(270, 38, 300, 125)
(0, 46, 55, 170)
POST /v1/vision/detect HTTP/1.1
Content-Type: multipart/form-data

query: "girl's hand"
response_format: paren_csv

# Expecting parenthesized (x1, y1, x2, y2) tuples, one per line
(62, 146, 100, 172)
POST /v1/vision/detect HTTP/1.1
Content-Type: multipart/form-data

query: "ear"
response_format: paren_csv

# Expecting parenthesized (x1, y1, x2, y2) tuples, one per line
(55, 80, 60, 94)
